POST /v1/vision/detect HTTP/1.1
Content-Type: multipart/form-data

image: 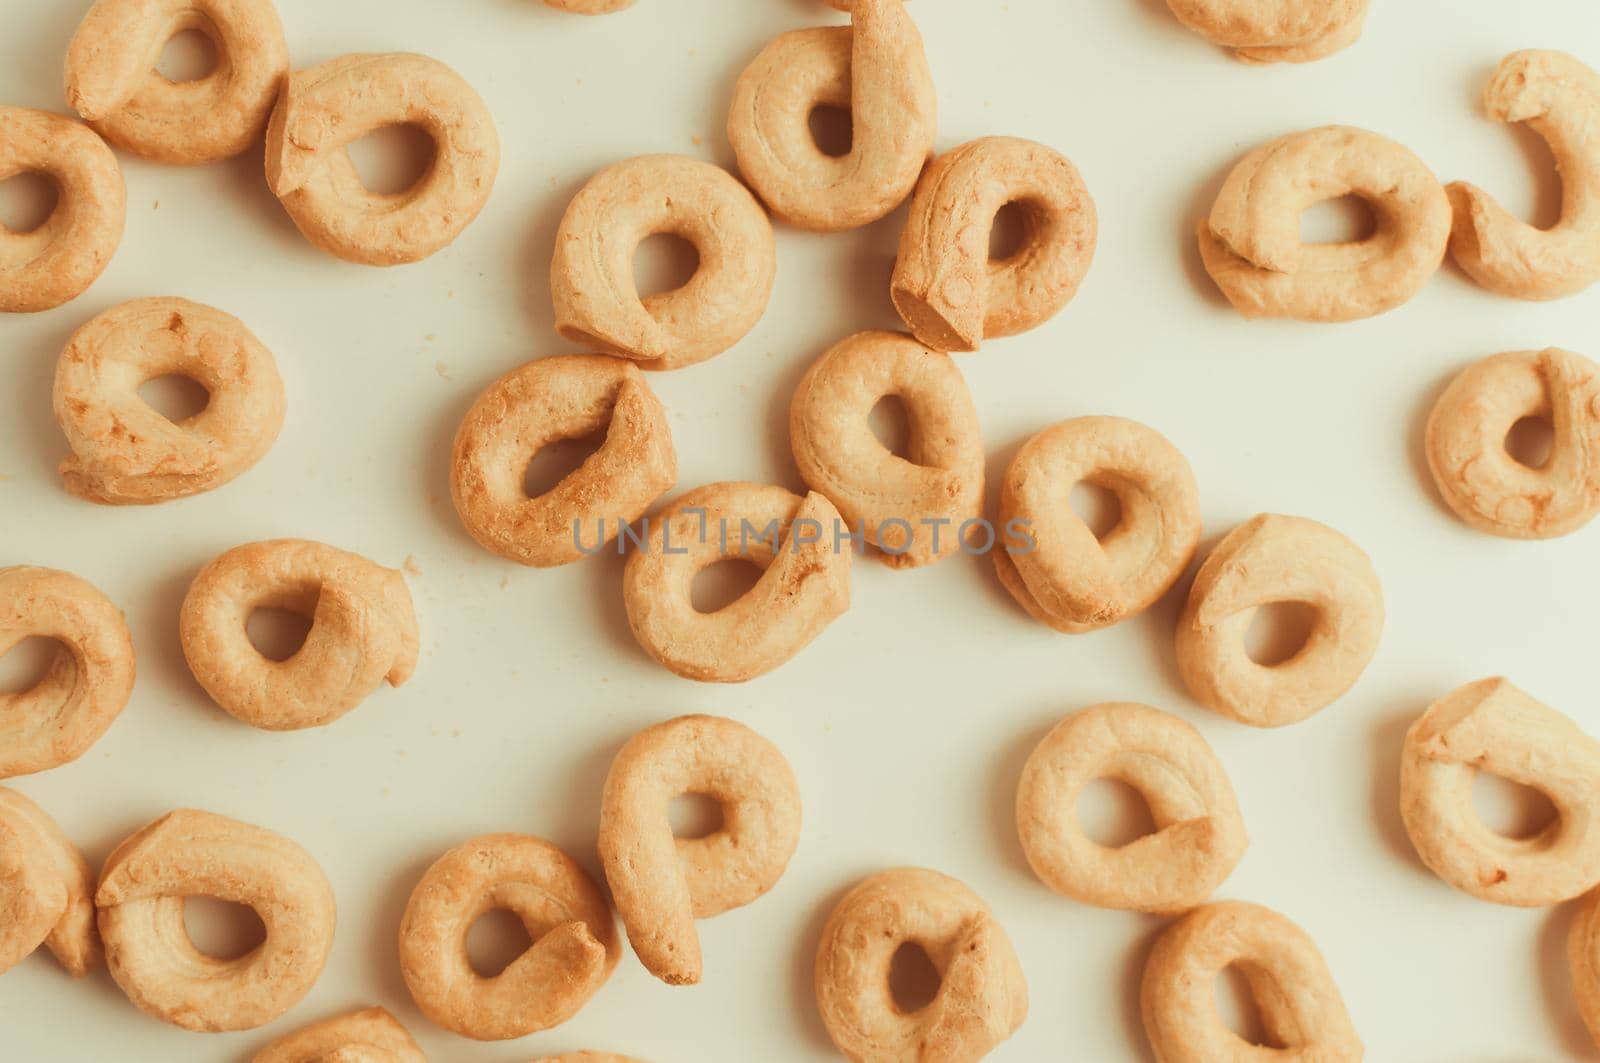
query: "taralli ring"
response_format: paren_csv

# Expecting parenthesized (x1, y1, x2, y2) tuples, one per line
(551, 155, 776, 370)
(252, 1006, 425, 1063)
(1198, 125, 1451, 321)
(599, 715, 801, 986)
(266, 53, 499, 265)
(1425, 348, 1600, 539)
(1448, 50, 1600, 301)
(1015, 703, 1247, 913)
(1162, 0, 1369, 64)
(0, 566, 134, 780)
(789, 330, 984, 568)
(994, 416, 1201, 633)
(533, 1055, 646, 1063)
(179, 539, 419, 731)
(541, 0, 632, 11)
(1569, 889, 1600, 1050)
(623, 482, 851, 682)
(1400, 677, 1600, 906)
(0, 108, 125, 314)
(728, 0, 935, 231)
(892, 136, 1098, 353)
(451, 354, 677, 567)
(1176, 514, 1383, 728)
(399, 834, 618, 1039)
(0, 788, 99, 978)
(815, 867, 1029, 1062)
(54, 297, 285, 505)
(97, 809, 336, 1031)
(1141, 901, 1361, 1062)
(64, 0, 289, 165)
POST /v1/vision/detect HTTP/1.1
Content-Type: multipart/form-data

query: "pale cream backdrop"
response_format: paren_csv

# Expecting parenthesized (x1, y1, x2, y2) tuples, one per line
(3, 0, 1599, 1059)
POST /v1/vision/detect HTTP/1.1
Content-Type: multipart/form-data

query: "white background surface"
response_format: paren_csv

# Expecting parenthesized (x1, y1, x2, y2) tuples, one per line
(3, 0, 1600, 1059)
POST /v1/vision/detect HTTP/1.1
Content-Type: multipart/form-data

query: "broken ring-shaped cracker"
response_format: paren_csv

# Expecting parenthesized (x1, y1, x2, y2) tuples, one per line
(995, 416, 1201, 633)
(1163, 0, 1368, 64)
(1570, 889, 1600, 1050)
(892, 136, 1098, 353)
(599, 715, 801, 985)
(451, 354, 676, 567)
(97, 809, 336, 1031)
(266, 53, 499, 265)
(252, 1006, 425, 1063)
(727, 0, 935, 231)
(1401, 677, 1600, 906)
(1177, 514, 1383, 728)
(1425, 348, 1600, 539)
(551, 155, 776, 369)
(623, 482, 851, 682)
(400, 834, 618, 1039)
(1449, 50, 1600, 301)
(54, 297, 286, 505)
(0, 566, 135, 780)
(789, 330, 983, 568)
(64, 0, 289, 164)
(180, 539, 419, 731)
(815, 867, 1029, 1062)
(1198, 125, 1451, 321)
(0, 108, 125, 314)
(1015, 703, 1247, 913)
(1142, 900, 1361, 1062)
(533, 1055, 646, 1063)
(0, 788, 99, 978)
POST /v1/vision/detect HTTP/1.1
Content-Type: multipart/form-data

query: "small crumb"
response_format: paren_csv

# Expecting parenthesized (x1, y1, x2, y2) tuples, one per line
(691, 135, 703, 146)
(738, 383, 748, 394)
(397, 749, 407, 758)
(451, 728, 461, 738)
(403, 555, 422, 576)
(153, 200, 160, 210)
(499, 574, 510, 590)
(600, 676, 609, 684)
(447, 290, 455, 299)
(434, 361, 451, 381)
(425, 333, 436, 343)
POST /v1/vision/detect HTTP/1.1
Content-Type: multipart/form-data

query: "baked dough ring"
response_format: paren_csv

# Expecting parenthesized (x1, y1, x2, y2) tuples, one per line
(179, 539, 419, 731)
(994, 416, 1200, 633)
(1141, 900, 1361, 1062)
(541, 0, 632, 11)
(0, 566, 135, 779)
(451, 354, 676, 567)
(266, 53, 499, 265)
(727, 0, 935, 231)
(814, 867, 1029, 1063)
(1401, 677, 1600, 906)
(623, 482, 851, 682)
(0, 788, 99, 978)
(1163, 0, 1368, 64)
(97, 809, 336, 1032)
(1449, 50, 1600, 301)
(532, 1055, 646, 1063)
(1198, 125, 1451, 321)
(892, 136, 1098, 353)
(252, 1006, 425, 1062)
(399, 834, 618, 1040)
(551, 155, 776, 370)
(54, 296, 285, 505)
(599, 715, 800, 986)
(64, 0, 289, 165)
(789, 330, 983, 568)
(1425, 348, 1600, 539)
(1570, 889, 1600, 1051)
(1176, 514, 1383, 728)
(1015, 703, 1246, 913)
(0, 108, 125, 314)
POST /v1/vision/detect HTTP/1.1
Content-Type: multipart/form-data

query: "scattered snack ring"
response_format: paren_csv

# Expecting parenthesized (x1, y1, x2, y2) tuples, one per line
(533, 1055, 646, 1063)
(96, 809, 336, 1032)
(551, 154, 776, 370)
(1176, 513, 1383, 728)
(1198, 125, 1450, 321)
(266, 52, 499, 265)
(1163, 0, 1369, 64)
(1141, 900, 1361, 1062)
(1448, 50, 1600, 301)
(1400, 677, 1600, 906)
(179, 539, 419, 731)
(815, 867, 1029, 1062)
(399, 833, 618, 1039)
(64, 0, 289, 165)
(542, 0, 633, 11)
(1570, 889, 1600, 1050)
(54, 296, 286, 505)
(251, 1006, 425, 1063)
(892, 136, 1098, 353)
(599, 715, 801, 985)
(994, 416, 1200, 633)
(727, 0, 935, 231)
(1015, 703, 1246, 913)
(0, 788, 99, 978)
(0, 108, 125, 314)
(451, 354, 676, 567)
(1425, 348, 1600, 539)
(0, 566, 135, 780)
(789, 330, 983, 568)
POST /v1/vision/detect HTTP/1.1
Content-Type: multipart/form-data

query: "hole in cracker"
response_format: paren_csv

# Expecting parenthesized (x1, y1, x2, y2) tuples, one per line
(1298, 195, 1376, 244)
(633, 233, 700, 300)
(691, 559, 764, 613)
(347, 124, 436, 196)
(466, 908, 534, 978)
(1505, 416, 1553, 469)
(1069, 483, 1122, 539)
(1472, 771, 1557, 840)
(1215, 963, 1285, 1048)
(0, 173, 59, 234)
(868, 395, 914, 460)
(669, 793, 724, 839)
(183, 897, 266, 960)
(989, 201, 1033, 261)
(1244, 601, 1318, 667)
(1075, 777, 1157, 848)
(808, 105, 853, 158)
(138, 374, 211, 424)
(246, 607, 313, 662)
(889, 941, 941, 1013)
(157, 29, 218, 83)
(0, 636, 65, 695)
(523, 430, 607, 499)
(1506, 120, 1563, 231)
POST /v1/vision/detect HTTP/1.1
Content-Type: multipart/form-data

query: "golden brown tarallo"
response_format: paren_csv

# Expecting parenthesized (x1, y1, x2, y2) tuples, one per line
(1163, 0, 1368, 64)
(251, 1006, 426, 1063)
(0, 788, 99, 978)
(1569, 889, 1600, 1051)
